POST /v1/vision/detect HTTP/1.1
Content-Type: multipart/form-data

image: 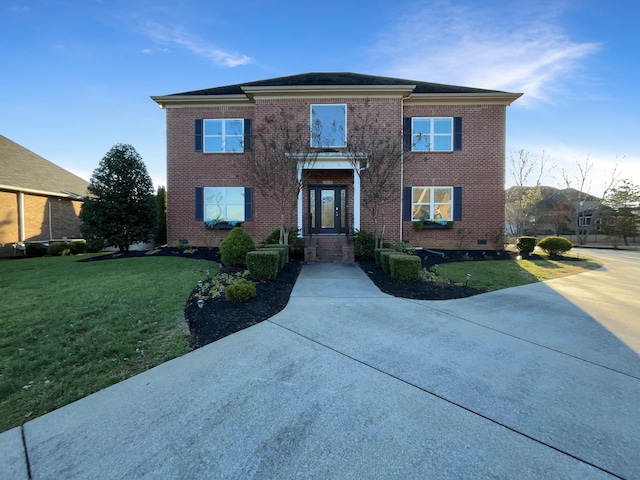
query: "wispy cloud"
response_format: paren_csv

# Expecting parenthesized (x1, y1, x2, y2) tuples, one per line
(140, 21, 251, 67)
(375, 1, 600, 103)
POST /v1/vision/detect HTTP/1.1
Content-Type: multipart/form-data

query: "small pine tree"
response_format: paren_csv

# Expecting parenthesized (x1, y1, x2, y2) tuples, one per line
(156, 186, 167, 245)
(80, 144, 157, 252)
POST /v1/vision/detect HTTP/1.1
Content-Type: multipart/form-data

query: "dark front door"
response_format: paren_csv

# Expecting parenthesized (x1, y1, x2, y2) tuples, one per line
(309, 185, 347, 234)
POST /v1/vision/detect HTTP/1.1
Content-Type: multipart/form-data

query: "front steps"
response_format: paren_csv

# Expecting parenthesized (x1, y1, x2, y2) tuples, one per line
(304, 235, 354, 262)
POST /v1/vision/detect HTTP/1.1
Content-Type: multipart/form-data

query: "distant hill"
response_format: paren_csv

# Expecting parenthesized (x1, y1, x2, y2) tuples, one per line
(505, 186, 601, 204)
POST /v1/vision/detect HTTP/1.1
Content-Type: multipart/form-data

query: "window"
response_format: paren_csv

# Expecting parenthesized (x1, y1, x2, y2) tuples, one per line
(195, 187, 252, 223)
(412, 118, 453, 151)
(203, 119, 244, 152)
(411, 187, 454, 221)
(195, 119, 251, 153)
(404, 117, 461, 151)
(311, 104, 346, 148)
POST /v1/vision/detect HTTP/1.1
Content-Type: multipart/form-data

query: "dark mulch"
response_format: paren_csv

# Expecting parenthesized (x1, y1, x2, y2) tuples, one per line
(80, 246, 522, 347)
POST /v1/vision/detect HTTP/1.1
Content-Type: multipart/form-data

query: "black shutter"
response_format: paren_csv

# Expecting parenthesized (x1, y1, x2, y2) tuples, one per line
(453, 117, 462, 151)
(244, 187, 253, 220)
(243, 119, 252, 152)
(403, 186, 412, 221)
(195, 119, 203, 152)
(453, 186, 462, 221)
(403, 117, 412, 151)
(195, 187, 204, 221)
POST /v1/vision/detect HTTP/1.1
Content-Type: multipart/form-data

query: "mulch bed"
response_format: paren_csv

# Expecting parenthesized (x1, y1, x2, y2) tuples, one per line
(81, 246, 524, 347)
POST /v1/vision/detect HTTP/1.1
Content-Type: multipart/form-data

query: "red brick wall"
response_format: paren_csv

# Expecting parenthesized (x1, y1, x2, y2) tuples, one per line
(165, 99, 506, 250)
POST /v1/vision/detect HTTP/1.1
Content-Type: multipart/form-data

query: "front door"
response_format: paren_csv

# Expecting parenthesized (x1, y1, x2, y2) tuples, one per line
(309, 185, 347, 234)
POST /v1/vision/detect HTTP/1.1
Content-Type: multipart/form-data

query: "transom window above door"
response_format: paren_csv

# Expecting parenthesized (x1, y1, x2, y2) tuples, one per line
(311, 104, 346, 148)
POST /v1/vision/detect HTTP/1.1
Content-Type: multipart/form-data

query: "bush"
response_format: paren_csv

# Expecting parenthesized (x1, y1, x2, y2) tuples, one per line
(220, 227, 255, 267)
(374, 248, 396, 265)
(260, 244, 288, 268)
(389, 255, 421, 282)
(69, 240, 87, 255)
(353, 229, 376, 259)
(516, 236, 537, 256)
(381, 251, 406, 274)
(49, 241, 70, 256)
(246, 250, 279, 281)
(225, 279, 257, 302)
(25, 243, 47, 257)
(537, 236, 573, 256)
(391, 240, 416, 255)
(263, 227, 299, 247)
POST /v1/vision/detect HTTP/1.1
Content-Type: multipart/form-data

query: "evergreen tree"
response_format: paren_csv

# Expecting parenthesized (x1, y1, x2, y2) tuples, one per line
(80, 144, 157, 252)
(156, 186, 167, 245)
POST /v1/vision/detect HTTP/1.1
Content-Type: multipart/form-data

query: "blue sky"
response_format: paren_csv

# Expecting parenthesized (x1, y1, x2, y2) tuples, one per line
(1, 0, 638, 197)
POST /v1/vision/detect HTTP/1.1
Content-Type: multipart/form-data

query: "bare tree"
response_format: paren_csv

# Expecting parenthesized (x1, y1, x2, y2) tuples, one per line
(505, 150, 547, 237)
(245, 107, 318, 245)
(601, 178, 640, 247)
(343, 100, 406, 248)
(561, 156, 620, 245)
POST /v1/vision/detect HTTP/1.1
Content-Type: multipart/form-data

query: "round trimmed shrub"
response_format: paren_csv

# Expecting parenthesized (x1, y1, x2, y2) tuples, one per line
(220, 227, 255, 267)
(537, 236, 573, 256)
(516, 236, 537, 256)
(70, 240, 87, 255)
(225, 279, 257, 302)
(49, 241, 70, 256)
(25, 243, 47, 257)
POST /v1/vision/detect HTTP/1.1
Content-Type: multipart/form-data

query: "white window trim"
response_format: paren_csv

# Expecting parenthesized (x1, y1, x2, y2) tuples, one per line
(203, 119, 244, 153)
(310, 104, 347, 148)
(412, 186, 454, 221)
(411, 117, 454, 152)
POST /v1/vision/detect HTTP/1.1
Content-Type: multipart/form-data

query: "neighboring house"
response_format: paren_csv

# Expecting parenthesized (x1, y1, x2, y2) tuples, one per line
(152, 72, 521, 256)
(0, 135, 89, 257)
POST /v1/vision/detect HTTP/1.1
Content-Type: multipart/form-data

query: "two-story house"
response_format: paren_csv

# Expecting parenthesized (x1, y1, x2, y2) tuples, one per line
(152, 72, 521, 258)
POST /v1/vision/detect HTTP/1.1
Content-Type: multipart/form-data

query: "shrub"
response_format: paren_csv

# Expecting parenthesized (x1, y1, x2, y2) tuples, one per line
(260, 244, 288, 268)
(381, 251, 406, 274)
(225, 279, 257, 302)
(537, 236, 573, 256)
(263, 227, 299, 247)
(374, 248, 396, 265)
(69, 240, 87, 255)
(25, 243, 47, 257)
(49, 241, 70, 256)
(516, 236, 537, 256)
(389, 255, 421, 282)
(220, 227, 255, 267)
(391, 240, 416, 255)
(246, 250, 279, 281)
(353, 229, 376, 259)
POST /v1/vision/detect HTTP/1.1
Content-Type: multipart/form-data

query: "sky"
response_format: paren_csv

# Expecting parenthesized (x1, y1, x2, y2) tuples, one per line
(1, 0, 638, 198)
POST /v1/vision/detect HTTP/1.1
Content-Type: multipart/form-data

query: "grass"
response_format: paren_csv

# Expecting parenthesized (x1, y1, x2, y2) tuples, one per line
(0, 253, 219, 433)
(436, 254, 602, 290)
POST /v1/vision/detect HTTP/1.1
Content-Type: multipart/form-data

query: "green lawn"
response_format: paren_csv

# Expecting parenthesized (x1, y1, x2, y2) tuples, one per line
(0, 254, 219, 433)
(436, 255, 602, 290)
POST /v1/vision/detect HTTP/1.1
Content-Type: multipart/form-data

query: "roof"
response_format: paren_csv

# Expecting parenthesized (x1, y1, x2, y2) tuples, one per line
(166, 72, 512, 97)
(0, 135, 89, 199)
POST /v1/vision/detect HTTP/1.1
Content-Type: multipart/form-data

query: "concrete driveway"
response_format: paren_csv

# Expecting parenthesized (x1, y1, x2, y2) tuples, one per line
(2, 249, 639, 479)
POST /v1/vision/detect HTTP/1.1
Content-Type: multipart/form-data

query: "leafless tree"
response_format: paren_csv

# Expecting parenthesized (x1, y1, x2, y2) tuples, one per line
(343, 101, 406, 248)
(245, 106, 318, 245)
(505, 149, 547, 238)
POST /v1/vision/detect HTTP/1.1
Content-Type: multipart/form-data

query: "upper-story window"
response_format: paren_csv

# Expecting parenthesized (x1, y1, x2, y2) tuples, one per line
(311, 104, 346, 148)
(412, 117, 453, 152)
(203, 119, 244, 153)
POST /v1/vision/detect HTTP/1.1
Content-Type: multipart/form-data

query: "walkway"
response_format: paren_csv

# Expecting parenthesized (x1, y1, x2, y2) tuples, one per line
(2, 252, 639, 479)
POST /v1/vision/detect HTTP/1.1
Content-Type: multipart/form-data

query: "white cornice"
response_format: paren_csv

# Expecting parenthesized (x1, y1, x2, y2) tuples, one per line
(241, 84, 415, 100)
(0, 184, 85, 199)
(404, 92, 523, 106)
(150, 94, 252, 108)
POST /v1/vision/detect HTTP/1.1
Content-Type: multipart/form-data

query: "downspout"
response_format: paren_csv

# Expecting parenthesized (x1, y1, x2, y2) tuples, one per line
(48, 199, 53, 241)
(399, 97, 405, 242)
(18, 191, 25, 242)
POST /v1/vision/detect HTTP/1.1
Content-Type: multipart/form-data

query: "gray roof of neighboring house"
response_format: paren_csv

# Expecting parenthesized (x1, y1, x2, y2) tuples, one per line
(0, 135, 89, 198)
(167, 72, 513, 97)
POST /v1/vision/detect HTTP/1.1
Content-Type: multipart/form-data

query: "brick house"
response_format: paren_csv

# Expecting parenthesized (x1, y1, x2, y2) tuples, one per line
(0, 135, 89, 257)
(152, 73, 521, 258)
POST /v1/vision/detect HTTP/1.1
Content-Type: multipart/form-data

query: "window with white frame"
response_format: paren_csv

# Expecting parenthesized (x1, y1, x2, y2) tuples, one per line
(203, 119, 244, 152)
(411, 187, 453, 221)
(412, 117, 453, 152)
(311, 104, 346, 148)
(204, 187, 246, 222)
